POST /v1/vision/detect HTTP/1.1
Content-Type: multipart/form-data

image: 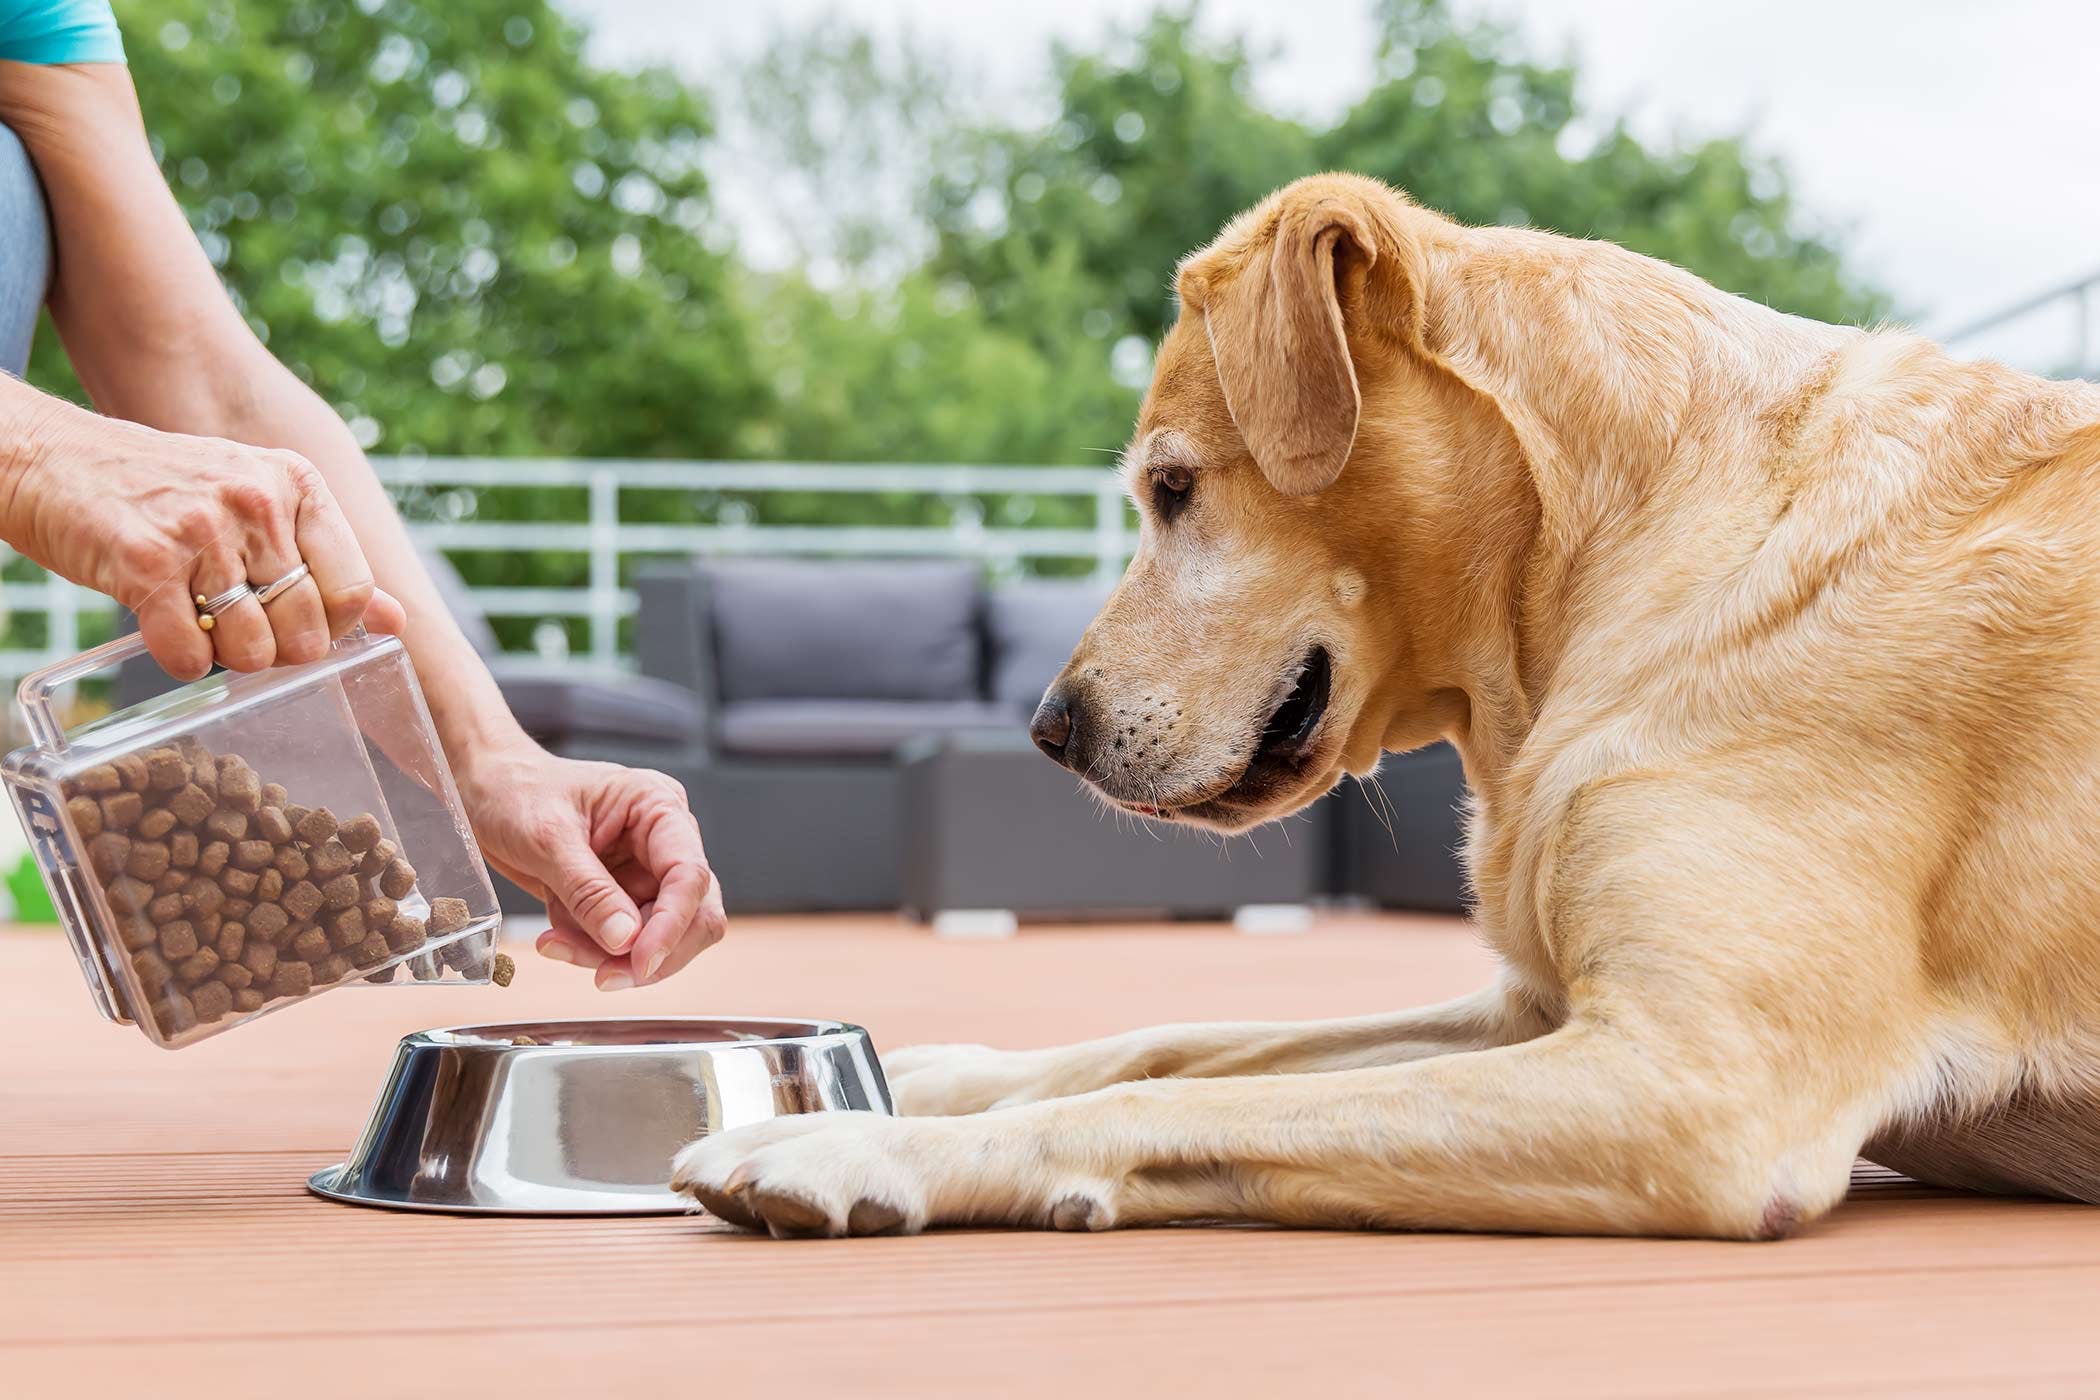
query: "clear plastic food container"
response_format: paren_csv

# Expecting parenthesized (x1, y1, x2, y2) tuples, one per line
(4, 629, 501, 1048)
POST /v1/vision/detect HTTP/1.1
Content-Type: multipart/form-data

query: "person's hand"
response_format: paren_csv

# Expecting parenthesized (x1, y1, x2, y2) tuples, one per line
(455, 742, 725, 988)
(9, 406, 405, 678)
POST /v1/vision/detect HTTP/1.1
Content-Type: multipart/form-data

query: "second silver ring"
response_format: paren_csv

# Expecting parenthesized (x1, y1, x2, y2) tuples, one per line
(254, 561, 311, 607)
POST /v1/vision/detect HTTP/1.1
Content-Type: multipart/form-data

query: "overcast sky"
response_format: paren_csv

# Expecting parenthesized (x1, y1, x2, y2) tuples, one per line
(568, 0, 2100, 372)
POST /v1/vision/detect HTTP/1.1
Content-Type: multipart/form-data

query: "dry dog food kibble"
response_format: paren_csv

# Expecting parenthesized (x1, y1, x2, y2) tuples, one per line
(282, 879, 323, 922)
(321, 873, 360, 911)
(339, 813, 382, 853)
(146, 749, 189, 791)
(380, 858, 418, 901)
(295, 806, 336, 846)
(169, 784, 214, 827)
(87, 833, 128, 880)
(385, 912, 426, 953)
(60, 743, 485, 1039)
(100, 791, 142, 830)
(359, 837, 397, 879)
(66, 795, 102, 837)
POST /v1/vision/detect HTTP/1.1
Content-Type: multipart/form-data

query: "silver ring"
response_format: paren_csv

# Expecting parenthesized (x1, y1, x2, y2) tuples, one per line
(196, 582, 255, 616)
(193, 581, 253, 632)
(253, 561, 311, 607)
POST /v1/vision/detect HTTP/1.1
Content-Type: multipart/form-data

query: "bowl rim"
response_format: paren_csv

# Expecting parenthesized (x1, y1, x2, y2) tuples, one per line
(407, 1015, 873, 1051)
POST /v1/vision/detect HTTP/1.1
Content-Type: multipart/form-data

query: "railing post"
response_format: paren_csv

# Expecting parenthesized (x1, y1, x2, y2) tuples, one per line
(1093, 476, 1125, 584)
(2077, 281, 2094, 378)
(588, 466, 619, 669)
(50, 577, 78, 663)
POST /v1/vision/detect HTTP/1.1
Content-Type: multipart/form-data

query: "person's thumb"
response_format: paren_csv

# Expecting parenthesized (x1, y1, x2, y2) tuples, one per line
(362, 587, 408, 636)
(545, 826, 641, 955)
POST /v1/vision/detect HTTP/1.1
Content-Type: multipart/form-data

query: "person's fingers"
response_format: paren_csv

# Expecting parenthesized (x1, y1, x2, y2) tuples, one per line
(544, 896, 679, 993)
(207, 592, 276, 671)
(593, 900, 656, 991)
(282, 455, 376, 638)
(545, 826, 673, 935)
(628, 814, 712, 986)
(603, 856, 661, 906)
(238, 484, 327, 665)
(191, 543, 276, 673)
(536, 924, 609, 970)
(539, 898, 617, 972)
(258, 576, 332, 666)
(613, 789, 718, 986)
(541, 819, 644, 956)
(635, 873, 725, 988)
(135, 574, 215, 681)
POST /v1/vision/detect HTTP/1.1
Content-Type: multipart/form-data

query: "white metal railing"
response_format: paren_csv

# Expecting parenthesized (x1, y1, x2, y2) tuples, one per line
(0, 458, 1133, 676)
(1942, 265, 2100, 379)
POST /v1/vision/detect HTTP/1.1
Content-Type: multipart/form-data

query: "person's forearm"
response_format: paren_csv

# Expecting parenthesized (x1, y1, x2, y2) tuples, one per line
(206, 355, 533, 768)
(4, 60, 532, 768)
(0, 372, 75, 542)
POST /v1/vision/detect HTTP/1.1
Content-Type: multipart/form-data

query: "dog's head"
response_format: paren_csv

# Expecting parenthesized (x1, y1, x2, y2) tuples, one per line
(1034, 174, 1515, 832)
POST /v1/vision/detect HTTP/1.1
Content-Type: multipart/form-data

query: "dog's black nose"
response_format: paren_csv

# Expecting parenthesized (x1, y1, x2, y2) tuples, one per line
(1031, 692, 1076, 768)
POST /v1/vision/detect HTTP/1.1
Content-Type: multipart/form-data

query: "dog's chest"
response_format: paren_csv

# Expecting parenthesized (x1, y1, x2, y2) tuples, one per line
(1461, 787, 1570, 1014)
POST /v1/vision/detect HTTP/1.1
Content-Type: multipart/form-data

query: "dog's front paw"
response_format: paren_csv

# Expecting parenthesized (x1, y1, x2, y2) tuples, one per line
(671, 1112, 936, 1238)
(671, 1108, 1110, 1238)
(884, 1042, 1062, 1115)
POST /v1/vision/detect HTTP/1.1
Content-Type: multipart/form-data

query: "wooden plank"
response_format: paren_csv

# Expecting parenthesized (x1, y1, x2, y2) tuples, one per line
(4, 916, 2097, 1399)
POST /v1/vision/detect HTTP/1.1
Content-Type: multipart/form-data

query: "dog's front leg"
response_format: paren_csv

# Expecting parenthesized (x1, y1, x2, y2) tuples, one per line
(674, 1011, 1876, 1239)
(679, 795, 1916, 1239)
(884, 984, 1537, 1115)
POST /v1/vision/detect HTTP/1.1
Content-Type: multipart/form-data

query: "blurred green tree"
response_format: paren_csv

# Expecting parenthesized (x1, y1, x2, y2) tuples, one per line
(31, 0, 764, 463)
(923, 1, 1888, 397)
(32, 0, 1889, 476)
(9, 0, 1895, 645)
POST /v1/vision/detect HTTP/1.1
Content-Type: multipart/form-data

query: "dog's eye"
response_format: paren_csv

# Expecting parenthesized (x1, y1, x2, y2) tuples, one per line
(1151, 463, 1193, 521)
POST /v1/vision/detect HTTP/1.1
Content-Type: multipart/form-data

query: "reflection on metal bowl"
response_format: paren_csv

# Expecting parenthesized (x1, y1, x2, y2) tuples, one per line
(308, 1018, 891, 1215)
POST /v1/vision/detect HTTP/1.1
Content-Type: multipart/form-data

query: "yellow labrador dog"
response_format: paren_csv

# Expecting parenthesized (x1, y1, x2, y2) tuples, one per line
(675, 172, 2100, 1239)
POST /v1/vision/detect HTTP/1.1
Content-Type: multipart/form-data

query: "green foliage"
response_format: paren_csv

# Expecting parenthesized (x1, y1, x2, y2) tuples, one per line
(33, 0, 764, 460)
(11, 0, 1891, 652)
(29, 0, 1889, 474)
(927, 2, 1886, 359)
(1324, 2, 1879, 325)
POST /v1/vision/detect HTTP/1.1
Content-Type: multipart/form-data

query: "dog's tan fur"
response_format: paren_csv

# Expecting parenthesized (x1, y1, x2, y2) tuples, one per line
(675, 173, 2100, 1239)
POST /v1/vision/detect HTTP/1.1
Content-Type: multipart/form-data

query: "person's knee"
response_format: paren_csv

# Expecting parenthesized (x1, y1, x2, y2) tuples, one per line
(0, 123, 52, 377)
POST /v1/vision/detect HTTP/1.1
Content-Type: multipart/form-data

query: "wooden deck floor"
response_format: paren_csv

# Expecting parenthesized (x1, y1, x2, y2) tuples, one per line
(3, 913, 2097, 1398)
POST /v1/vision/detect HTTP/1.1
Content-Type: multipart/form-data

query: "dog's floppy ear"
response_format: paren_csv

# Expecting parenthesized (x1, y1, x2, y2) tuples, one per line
(1184, 194, 1378, 496)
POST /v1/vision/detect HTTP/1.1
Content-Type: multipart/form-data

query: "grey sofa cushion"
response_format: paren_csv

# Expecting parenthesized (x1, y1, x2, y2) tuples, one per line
(986, 579, 1111, 711)
(717, 699, 1020, 758)
(706, 559, 981, 704)
(492, 665, 707, 745)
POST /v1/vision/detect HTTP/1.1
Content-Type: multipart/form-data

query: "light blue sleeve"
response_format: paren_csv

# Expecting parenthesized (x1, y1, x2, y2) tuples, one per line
(0, 0, 126, 65)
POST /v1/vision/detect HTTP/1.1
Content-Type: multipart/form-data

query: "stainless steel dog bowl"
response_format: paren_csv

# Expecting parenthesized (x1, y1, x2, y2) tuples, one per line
(308, 1017, 891, 1215)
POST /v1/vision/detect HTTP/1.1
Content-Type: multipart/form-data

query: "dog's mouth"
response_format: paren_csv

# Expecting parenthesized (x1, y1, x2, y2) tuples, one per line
(1126, 645, 1335, 825)
(1252, 643, 1333, 770)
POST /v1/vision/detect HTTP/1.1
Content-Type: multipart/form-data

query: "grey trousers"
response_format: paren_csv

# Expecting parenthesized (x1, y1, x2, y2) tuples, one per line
(0, 124, 51, 377)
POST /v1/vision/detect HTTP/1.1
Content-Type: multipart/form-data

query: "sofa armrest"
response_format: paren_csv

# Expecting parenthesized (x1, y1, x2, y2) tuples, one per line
(635, 562, 717, 728)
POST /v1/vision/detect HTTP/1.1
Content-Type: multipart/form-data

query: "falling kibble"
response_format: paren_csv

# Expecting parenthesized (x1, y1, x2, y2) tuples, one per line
(492, 952, 515, 987)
